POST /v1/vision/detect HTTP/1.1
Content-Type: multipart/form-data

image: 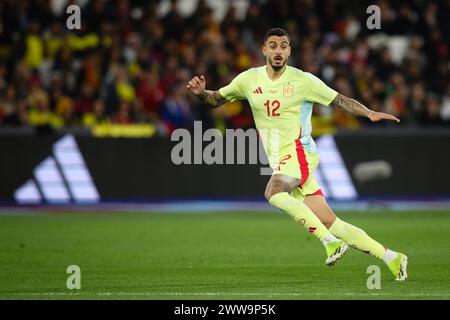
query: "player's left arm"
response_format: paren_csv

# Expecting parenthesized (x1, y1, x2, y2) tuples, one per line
(331, 93, 400, 123)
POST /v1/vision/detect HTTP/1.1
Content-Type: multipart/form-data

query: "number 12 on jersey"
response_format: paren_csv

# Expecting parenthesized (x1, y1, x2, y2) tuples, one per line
(265, 100, 281, 117)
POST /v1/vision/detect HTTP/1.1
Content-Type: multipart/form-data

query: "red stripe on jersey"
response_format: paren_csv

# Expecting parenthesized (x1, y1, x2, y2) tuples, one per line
(295, 128, 309, 188)
(312, 189, 324, 196)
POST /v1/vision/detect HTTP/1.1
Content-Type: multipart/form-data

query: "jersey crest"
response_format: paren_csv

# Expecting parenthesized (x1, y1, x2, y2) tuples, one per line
(283, 84, 294, 98)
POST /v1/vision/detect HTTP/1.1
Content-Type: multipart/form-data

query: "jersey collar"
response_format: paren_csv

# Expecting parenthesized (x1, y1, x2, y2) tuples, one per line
(264, 65, 289, 82)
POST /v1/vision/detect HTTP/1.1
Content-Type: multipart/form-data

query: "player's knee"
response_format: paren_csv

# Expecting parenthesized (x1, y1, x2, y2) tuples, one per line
(264, 189, 274, 202)
(264, 181, 290, 201)
(323, 217, 336, 229)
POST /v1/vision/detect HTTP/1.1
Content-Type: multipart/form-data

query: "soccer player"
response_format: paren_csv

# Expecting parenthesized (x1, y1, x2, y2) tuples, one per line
(187, 28, 408, 281)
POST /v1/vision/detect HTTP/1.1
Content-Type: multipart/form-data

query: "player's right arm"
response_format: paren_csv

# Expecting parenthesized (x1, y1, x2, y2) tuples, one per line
(187, 75, 228, 108)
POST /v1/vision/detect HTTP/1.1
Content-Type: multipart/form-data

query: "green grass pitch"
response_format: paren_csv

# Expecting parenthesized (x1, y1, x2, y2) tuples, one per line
(0, 210, 449, 300)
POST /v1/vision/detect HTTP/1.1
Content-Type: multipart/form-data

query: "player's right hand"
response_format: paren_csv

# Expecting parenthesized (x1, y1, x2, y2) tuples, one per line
(187, 75, 206, 95)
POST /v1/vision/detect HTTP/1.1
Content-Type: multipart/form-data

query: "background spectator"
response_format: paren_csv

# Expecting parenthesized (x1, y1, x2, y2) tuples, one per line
(0, 0, 448, 136)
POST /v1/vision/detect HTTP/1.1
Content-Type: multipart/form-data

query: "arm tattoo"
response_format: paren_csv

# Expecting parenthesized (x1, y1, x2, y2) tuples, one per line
(331, 93, 371, 117)
(198, 90, 228, 108)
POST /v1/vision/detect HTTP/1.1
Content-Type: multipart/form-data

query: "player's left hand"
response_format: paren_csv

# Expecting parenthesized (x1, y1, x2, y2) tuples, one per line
(368, 111, 400, 123)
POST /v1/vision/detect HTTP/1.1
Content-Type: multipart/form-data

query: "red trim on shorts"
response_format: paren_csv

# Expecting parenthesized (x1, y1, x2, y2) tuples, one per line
(295, 128, 309, 188)
(312, 189, 324, 196)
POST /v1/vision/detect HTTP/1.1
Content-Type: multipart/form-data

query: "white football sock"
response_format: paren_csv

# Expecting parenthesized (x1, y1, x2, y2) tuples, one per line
(382, 249, 398, 265)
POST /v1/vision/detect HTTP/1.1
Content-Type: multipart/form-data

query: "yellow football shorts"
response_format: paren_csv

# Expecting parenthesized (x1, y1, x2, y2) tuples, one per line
(272, 141, 323, 200)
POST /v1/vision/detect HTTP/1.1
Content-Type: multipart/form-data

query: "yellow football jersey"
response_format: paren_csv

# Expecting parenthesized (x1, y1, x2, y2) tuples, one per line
(219, 65, 338, 167)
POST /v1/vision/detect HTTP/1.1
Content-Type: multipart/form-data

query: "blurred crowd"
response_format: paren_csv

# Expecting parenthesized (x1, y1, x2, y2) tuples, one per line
(0, 0, 448, 136)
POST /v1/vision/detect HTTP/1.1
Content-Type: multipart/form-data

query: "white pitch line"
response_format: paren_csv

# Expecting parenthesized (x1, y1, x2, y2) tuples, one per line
(6, 292, 450, 297)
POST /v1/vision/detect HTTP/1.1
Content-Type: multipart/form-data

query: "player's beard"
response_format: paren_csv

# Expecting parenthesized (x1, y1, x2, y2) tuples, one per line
(269, 57, 286, 71)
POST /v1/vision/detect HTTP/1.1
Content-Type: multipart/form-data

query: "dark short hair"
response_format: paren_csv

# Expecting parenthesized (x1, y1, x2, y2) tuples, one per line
(264, 28, 290, 43)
